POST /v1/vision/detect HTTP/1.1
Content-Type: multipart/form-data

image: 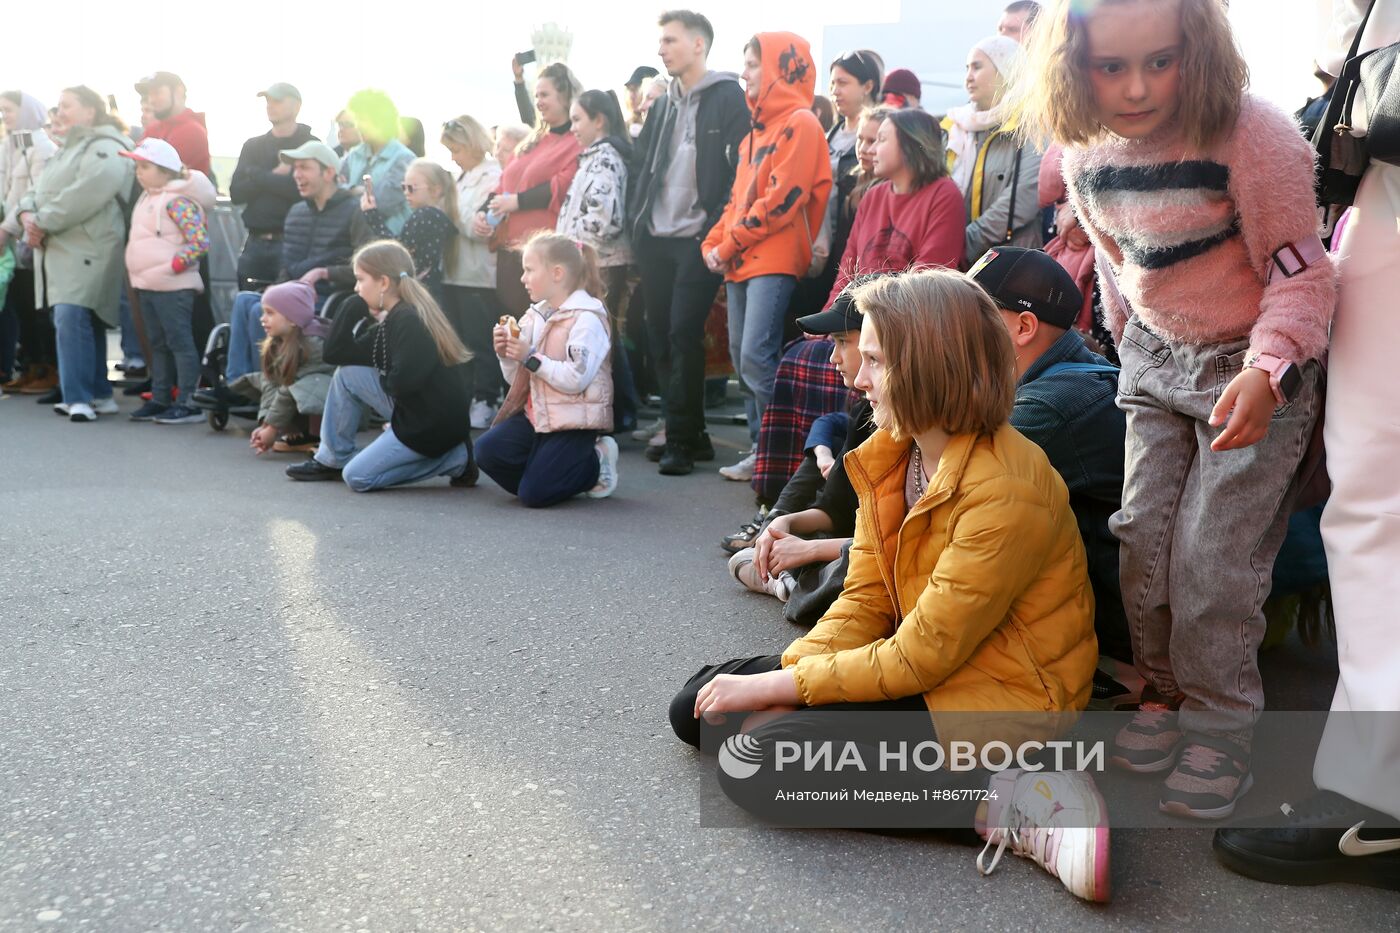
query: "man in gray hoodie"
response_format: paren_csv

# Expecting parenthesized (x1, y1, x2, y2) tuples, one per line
(627, 9, 751, 476)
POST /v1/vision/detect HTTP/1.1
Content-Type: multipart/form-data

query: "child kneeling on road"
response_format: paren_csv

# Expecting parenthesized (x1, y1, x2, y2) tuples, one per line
(233, 281, 334, 456)
(475, 233, 618, 506)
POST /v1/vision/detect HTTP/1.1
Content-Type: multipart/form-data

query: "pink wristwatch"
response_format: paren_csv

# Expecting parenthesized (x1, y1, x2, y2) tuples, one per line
(1246, 353, 1297, 406)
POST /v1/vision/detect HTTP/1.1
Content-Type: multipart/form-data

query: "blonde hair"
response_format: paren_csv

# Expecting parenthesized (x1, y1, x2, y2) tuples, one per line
(521, 63, 584, 154)
(441, 114, 493, 161)
(523, 232, 605, 301)
(852, 270, 1015, 440)
(352, 240, 471, 367)
(406, 158, 459, 222)
(1012, 0, 1248, 151)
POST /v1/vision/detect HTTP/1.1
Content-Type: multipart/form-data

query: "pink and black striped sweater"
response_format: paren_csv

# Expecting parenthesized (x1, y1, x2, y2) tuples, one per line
(1063, 94, 1336, 364)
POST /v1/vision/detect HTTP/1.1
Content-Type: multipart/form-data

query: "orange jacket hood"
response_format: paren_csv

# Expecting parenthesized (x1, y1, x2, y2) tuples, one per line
(748, 32, 818, 130)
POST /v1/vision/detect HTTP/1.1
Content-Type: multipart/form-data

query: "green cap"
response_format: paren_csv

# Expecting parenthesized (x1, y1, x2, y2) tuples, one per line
(278, 141, 340, 172)
(258, 82, 302, 102)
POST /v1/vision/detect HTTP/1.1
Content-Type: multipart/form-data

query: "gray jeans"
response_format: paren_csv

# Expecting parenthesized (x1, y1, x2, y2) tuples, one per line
(1111, 316, 1320, 747)
(138, 288, 199, 406)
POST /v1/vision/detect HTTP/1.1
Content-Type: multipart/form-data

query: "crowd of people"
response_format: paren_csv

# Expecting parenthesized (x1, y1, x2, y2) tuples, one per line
(3, 0, 1398, 905)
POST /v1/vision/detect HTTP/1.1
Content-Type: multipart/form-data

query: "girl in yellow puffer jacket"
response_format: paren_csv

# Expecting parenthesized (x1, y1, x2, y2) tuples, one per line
(669, 270, 1110, 903)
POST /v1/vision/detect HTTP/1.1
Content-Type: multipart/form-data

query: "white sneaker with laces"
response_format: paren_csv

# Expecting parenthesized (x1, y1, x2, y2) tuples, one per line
(632, 417, 664, 442)
(975, 769, 1111, 903)
(587, 436, 619, 499)
(68, 402, 97, 423)
(91, 397, 119, 415)
(719, 449, 757, 481)
(469, 399, 498, 430)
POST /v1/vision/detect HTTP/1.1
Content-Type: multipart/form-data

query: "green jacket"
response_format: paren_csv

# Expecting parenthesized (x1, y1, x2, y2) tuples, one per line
(18, 123, 133, 326)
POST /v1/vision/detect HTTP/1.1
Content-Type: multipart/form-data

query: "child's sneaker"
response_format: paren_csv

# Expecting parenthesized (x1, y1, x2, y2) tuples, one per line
(1110, 686, 1183, 773)
(976, 769, 1111, 903)
(153, 404, 204, 425)
(587, 436, 619, 499)
(1159, 736, 1253, 821)
(129, 401, 170, 422)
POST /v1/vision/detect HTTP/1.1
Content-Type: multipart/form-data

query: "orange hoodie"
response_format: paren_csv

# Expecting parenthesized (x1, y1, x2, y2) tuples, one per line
(702, 32, 832, 283)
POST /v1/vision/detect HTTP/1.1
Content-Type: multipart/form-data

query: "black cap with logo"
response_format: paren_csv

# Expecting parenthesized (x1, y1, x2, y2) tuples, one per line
(967, 247, 1083, 330)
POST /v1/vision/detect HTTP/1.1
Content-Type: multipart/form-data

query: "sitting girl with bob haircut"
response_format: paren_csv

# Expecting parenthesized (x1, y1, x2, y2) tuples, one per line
(669, 269, 1108, 902)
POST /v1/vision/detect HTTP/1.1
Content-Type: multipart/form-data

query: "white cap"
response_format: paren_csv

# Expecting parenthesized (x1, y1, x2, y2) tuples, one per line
(119, 137, 183, 174)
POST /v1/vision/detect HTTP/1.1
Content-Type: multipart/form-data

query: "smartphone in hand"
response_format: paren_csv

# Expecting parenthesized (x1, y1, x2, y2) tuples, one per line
(515, 49, 537, 66)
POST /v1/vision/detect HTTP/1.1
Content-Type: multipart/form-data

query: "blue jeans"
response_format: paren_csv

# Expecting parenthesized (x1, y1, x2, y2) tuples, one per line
(314, 364, 471, 492)
(118, 286, 144, 367)
(727, 274, 797, 445)
(226, 290, 265, 381)
(139, 289, 199, 405)
(475, 412, 600, 508)
(53, 304, 112, 405)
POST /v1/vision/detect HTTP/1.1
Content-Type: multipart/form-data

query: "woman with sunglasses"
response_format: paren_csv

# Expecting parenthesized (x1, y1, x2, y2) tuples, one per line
(360, 158, 458, 301)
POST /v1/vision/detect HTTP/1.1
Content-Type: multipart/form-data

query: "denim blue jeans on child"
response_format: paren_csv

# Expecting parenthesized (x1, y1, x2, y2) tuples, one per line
(1111, 316, 1320, 748)
(314, 364, 470, 492)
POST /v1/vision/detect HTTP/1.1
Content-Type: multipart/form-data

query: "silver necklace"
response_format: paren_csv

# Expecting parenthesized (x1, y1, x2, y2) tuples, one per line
(911, 442, 927, 499)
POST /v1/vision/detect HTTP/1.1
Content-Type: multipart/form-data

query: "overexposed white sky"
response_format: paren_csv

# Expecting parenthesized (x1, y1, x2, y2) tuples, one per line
(6, 0, 1337, 164)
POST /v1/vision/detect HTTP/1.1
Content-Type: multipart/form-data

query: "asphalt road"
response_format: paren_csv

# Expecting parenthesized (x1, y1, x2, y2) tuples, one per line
(2, 381, 1395, 931)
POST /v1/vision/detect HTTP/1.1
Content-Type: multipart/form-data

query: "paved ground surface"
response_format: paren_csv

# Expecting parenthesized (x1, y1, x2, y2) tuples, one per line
(2, 374, 1396, 931)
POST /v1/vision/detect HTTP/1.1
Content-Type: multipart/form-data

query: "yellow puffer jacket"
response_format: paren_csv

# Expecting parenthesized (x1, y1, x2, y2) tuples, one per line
(781, 424, 1097, 742)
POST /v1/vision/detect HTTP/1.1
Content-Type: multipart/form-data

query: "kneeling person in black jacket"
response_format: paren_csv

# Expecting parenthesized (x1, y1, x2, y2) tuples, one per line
(286, 240, 477, 491)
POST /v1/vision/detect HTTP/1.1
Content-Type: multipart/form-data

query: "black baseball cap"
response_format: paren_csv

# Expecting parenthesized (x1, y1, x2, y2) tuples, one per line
(795, 289, 862, 335)
(625, 65, 660, 88)
(967, 247, 1082, 330)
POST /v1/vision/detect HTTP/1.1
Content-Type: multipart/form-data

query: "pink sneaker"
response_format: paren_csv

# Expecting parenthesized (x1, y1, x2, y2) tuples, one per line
(975, 769, 1112, 903)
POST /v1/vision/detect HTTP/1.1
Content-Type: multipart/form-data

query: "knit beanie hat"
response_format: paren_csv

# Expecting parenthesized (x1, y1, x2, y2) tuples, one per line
(261, 281, 326, 338)
(881, 68, 923, 106)
(974, 35, 1023, 80)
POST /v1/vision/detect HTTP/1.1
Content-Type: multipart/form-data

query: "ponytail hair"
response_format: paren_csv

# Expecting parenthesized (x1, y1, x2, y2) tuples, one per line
(521, 63, 583, 154)
(352, 240, 472, 367)
(61, 85, 125, 131)
(524, 232, 605, 300)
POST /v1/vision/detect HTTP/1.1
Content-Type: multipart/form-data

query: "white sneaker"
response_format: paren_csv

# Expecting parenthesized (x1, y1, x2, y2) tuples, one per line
(975, 769, 1111, 903)
(632, 417, 664, 442)
(469, 399, 497, 430)
(727, 548, 793, 601)
(647, 427, 668, 450)
(53, 401, 71, 416)
(719, 449, 757, 481)
(91, 397, 119, 415)
(587, 436, 619, 499)
(68, 403, 97, 423)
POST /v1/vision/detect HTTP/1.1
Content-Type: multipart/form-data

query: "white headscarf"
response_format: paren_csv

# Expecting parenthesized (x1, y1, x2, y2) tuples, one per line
(7, 92, 49, 132)
(945, 37, 1025, 195)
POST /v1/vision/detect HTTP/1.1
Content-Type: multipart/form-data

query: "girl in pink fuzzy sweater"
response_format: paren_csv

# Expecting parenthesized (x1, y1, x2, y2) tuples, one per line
(1017, 0, 1336, 822)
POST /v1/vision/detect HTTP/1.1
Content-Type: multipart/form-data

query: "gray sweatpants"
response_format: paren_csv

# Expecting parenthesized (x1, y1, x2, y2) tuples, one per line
(1111, 316, 1320, 748)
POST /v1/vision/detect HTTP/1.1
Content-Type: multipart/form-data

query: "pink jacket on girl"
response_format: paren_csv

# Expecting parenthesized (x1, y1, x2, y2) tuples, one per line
(124, 171, 216, 292)
(496, 289, 614, 433)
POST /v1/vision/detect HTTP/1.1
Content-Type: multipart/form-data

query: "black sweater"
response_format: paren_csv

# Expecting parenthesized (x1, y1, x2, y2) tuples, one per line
(324, 299, 473, 457)
(228, 124, 318, 234)
(814, 399, 875, 538)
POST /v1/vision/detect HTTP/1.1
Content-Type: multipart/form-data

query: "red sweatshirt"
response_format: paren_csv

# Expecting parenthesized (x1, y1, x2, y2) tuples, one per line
(142, 108, 212, 177)
(827, 177, 966, 306)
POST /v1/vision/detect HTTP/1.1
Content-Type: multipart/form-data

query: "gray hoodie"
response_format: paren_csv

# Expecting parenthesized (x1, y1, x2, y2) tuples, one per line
(649, 70, 741, 239)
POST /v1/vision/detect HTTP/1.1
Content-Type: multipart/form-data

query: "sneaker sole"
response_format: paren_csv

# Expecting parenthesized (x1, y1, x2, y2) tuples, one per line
(1159, 771, 1254, 821)
(1212, 834, 1400, 890)
(1109, 750, 1180, 774)
(154, 416, 206, 425)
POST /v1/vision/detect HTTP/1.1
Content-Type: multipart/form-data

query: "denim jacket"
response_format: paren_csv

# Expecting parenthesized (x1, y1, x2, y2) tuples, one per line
(338, 139, 415, 235)
(1013, 328, 1131, 662)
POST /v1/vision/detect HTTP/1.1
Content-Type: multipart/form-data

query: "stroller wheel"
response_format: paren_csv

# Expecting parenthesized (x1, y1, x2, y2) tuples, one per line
(207, 409, 229, 432)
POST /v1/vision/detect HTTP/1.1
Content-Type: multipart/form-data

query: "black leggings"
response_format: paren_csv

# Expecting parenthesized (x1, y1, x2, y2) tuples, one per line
(670, 655, 985, 827)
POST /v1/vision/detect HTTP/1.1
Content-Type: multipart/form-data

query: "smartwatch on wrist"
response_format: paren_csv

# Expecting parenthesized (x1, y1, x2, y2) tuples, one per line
(523, 354, 543, 373)
(1245, 353, 1300, 406)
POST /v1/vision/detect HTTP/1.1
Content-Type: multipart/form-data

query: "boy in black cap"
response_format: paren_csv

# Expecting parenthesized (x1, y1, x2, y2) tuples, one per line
(968, 246, 1134, 700)
(724, 287, 876, 626)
